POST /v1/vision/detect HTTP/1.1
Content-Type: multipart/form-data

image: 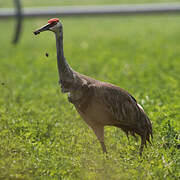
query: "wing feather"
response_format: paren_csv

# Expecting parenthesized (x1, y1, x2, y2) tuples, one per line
(91, 83, 153, 141)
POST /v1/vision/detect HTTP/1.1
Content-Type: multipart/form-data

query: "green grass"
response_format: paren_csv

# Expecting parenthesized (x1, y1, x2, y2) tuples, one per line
(0, 15, 180, 179)
(0, 0, 178, 8)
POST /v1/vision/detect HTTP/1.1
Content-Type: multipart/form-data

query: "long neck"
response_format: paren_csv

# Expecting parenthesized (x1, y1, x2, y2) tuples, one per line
(55, 29, 73, 82)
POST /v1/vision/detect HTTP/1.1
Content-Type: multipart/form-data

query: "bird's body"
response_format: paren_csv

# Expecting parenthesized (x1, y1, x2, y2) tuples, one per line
(66, 71, 152, 154)
(34, 18, 153, 155)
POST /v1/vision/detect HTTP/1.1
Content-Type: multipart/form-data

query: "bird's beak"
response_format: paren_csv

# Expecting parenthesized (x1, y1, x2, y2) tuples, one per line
(33, 23, 51, 35)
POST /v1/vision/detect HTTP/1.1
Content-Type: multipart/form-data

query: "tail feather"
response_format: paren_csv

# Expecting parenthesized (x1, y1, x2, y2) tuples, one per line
(137, 103, 153, 144)
(115, 102, 153, 154)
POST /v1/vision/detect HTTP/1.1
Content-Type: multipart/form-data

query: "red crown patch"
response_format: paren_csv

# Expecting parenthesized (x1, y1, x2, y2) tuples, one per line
(48, 18, 59, 24)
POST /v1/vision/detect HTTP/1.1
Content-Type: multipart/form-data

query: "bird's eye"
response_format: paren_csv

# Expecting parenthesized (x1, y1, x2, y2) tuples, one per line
(51, 21, 57, 26)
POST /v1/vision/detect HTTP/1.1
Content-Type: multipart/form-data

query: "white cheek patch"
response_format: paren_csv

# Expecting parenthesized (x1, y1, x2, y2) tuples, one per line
(49, 25, 57, 31)
(49, 23, 61, 36)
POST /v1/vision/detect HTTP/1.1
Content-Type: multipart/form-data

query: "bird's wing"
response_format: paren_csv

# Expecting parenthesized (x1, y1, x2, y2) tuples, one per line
(91, 82, 152, 138)
(87, 81, 153, 142)
(91, 83, 141, 125)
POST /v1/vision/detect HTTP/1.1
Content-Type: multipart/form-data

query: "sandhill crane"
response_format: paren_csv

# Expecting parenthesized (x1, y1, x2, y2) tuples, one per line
(34, 18, 153, 155)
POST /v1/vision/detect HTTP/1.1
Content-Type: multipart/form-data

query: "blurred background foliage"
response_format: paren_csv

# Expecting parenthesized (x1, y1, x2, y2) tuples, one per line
(0, 0, 177, 8)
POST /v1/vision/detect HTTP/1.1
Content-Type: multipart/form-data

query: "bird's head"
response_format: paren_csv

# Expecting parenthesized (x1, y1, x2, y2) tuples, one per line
(34, 18, 62, 36)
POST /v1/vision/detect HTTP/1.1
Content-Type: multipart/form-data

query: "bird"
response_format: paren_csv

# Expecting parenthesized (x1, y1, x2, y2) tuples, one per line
(34, 18, 153, 155)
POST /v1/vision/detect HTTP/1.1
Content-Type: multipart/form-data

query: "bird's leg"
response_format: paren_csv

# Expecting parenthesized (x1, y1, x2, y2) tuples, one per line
(139, 135, 146, 156)
(100, 141, 107, 153)
(91, 125, 107, 153)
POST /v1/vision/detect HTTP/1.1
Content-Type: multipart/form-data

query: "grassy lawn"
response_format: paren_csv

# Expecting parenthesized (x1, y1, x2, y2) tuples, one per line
(0, 0, 178, 8)
(0, 14, 180, 179)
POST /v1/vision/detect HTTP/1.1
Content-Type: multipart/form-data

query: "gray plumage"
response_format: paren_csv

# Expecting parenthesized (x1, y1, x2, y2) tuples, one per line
(34, 18, 153, 155)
